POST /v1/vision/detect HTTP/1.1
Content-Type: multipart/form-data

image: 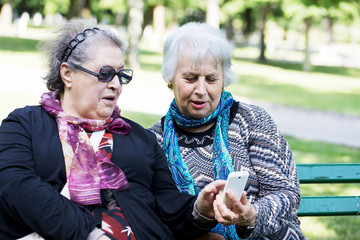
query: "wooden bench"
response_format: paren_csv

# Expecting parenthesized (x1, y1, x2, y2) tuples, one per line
(297, 163, 360, 216)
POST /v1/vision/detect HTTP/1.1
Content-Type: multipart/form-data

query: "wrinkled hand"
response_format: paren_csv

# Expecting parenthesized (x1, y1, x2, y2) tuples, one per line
(213, 191, 256, 227)
(195, 232, 226, 240)
(196, 180, 226, 218)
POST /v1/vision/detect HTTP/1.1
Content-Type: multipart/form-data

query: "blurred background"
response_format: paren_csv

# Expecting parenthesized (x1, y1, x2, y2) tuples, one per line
(0, 0, 359, 239)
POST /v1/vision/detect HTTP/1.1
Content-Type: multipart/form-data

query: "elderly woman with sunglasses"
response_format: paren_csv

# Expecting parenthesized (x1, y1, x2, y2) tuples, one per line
(149, 22, 306, 240)
(0, 19, 225, 240)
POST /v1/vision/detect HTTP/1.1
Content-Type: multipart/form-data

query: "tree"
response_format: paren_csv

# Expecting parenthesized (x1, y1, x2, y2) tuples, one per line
(283, 0, 323, 71)
(127, 0, 144, 69)
(67, 0, 90, 19)
(282, 0, 360, 71)
(254, 0, 282, 62)
(206, 0, 220, 28)
(2, 0, 45, 16)
(44, 0, 70, 17)
(220, 0, 246, 40)
(228, 0, 282, 62)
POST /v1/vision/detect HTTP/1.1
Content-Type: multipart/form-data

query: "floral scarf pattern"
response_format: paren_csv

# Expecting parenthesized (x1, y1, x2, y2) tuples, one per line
(41, 92, 131, 205)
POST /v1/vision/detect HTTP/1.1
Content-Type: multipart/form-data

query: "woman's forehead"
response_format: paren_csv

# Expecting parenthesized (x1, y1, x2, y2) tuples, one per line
(178, 51, 219, 69)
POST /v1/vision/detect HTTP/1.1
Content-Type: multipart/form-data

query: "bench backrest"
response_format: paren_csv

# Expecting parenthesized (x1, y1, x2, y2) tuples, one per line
(297, 163, 360, 216)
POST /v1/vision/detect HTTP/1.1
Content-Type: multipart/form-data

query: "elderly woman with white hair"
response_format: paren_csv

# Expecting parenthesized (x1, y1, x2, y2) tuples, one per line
(149, 22, 306, 240)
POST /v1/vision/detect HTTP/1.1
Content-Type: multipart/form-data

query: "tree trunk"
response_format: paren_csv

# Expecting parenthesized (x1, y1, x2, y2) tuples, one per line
(67, 0, 87, 19)
(127, 0, 144, 69)
(153, 5, 165, 40)
(258, 5, 267, 62)
(302, 17, 312, 72)
(324, 16, 333, 45)
(206, 0, 220, 29)
(226, 18, 234, 41)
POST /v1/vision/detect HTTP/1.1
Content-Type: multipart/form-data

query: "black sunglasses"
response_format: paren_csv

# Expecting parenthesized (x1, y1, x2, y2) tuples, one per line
(68, 61, 133, 84)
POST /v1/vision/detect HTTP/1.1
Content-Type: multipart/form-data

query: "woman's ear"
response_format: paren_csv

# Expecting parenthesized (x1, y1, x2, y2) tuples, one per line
(60, 62, 73, 88)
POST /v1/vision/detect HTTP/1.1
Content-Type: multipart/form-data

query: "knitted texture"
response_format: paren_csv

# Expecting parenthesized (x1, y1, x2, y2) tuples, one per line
(149, 101, 306, 240)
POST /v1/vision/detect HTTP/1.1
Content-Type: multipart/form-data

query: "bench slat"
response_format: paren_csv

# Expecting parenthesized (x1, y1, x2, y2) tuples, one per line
(298, 196, 360, 216)
(297, 163, 360, 183)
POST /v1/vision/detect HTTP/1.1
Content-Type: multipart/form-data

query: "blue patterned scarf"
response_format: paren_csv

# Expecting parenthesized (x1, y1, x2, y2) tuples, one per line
(163, 91, 240, 239)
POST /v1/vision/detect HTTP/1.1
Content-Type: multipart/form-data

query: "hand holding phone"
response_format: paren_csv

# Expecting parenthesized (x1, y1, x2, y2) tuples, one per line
(222, 171, 249, 208)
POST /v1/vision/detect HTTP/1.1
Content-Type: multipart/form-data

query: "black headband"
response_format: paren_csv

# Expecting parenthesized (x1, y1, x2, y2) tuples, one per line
(62, 27, 100, 62)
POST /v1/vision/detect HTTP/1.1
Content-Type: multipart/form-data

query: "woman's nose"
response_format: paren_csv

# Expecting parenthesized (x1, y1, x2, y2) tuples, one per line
(194, 77, 207, 95)
(107, 75, 122, 89)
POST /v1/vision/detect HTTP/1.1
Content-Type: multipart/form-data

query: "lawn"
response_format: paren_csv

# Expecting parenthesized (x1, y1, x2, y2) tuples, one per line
(1, 27, 359, 239)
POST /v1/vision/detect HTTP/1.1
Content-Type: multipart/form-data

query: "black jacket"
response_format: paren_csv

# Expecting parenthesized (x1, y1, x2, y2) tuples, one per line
(0, 105, 213, 239)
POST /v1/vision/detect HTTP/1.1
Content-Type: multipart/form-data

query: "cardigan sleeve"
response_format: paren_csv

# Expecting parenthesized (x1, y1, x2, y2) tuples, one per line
(245, 106, 301, 238)
(0, 107, 99, 240)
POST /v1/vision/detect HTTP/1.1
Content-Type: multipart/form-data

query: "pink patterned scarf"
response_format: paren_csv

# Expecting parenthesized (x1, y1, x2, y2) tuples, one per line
(41, 92, 131, 205)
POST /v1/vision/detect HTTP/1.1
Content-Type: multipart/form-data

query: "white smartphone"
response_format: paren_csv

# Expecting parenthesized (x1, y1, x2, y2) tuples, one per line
(222, 171, 249, 208)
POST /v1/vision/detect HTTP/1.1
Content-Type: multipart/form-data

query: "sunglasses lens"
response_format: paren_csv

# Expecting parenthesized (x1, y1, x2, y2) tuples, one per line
(119, 69, 133, 84)
(98, 66, 115, 82)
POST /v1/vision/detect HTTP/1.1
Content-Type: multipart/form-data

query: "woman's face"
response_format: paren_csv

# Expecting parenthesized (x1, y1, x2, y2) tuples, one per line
(171, 52, 224, 119)
(61, 44, 124, 120)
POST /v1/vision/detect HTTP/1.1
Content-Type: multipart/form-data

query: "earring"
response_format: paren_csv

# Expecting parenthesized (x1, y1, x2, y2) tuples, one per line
(168, 82, 173, 89)
(222, 86, 225, 92)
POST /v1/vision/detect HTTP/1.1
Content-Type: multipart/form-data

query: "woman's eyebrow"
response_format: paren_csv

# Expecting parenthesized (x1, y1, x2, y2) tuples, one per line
(183, 71, 197, 76)
(116, 64, 125, 70)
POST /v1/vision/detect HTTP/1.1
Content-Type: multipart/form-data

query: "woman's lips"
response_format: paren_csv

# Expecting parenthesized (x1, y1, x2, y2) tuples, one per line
(191, 101, 207, 109)
(102, 96, 116, 105)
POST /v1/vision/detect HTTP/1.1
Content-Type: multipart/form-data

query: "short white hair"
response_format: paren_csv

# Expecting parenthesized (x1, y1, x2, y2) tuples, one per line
(161, 22, 237, 87)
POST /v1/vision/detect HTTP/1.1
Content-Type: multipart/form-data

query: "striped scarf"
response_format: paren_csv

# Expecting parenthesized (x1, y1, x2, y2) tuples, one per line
(41, 91, 131, 205)
(163, 91, 240, 239)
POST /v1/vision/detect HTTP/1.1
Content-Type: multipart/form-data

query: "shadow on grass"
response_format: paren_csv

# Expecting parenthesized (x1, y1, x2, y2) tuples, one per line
(233, 56, 360, 79)
(0, 36, 39, 52)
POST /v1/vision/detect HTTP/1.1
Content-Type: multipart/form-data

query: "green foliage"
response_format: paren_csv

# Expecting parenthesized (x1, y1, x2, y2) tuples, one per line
(220, 0, 245, 17)
(11, 0, 45, 15)
(90, 0, 127, 24)
(44, 0, 70, 16)
(178, 8, 206, 26)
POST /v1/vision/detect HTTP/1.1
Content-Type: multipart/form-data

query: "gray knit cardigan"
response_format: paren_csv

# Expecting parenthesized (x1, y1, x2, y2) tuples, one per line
(149, 101, 306, 239)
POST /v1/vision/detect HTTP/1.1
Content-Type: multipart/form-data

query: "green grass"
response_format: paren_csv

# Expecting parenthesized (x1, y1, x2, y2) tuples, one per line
(228, 58, 360, 116)
(122, 110, 161, 128)
(139, 49, 162, 72)
(0, 36, 38, 52)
